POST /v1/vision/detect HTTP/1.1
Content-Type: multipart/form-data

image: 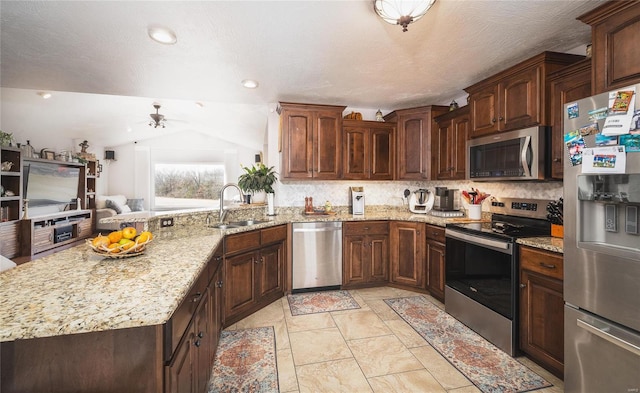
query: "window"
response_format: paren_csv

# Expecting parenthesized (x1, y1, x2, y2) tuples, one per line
(153, 163, 226, 210)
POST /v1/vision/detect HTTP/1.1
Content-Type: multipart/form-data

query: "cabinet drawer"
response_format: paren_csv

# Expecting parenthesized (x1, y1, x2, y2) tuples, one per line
(225, 230, 261, 255)
(261, 225, 287, 245)
(520, 246, 563, 280)
(343, 221, 388, 235)
(164, 267, 209, 360)
(426, 225, 445, 243)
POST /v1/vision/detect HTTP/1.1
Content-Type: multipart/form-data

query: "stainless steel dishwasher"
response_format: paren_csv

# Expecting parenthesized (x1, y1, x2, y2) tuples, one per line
(292, 221, 343, 292)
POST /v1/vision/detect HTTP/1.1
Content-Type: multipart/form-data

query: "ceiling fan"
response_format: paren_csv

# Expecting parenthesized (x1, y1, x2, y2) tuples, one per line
(149, 103, 166, 128)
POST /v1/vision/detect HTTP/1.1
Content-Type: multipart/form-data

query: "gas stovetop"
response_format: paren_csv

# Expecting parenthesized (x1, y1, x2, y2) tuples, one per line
(446, 197, 552, 241)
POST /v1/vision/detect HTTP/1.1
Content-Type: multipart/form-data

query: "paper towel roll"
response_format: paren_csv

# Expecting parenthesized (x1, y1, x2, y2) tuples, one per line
(267, 193, 275, 216)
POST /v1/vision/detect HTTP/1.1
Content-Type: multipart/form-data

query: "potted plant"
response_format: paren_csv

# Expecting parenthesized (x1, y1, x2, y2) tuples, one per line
(237, 163, 278, 203)
(0, 130, 13, 147)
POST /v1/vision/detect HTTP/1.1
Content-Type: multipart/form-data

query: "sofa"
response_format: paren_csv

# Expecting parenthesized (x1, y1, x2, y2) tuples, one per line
(95, 195, 148, 232)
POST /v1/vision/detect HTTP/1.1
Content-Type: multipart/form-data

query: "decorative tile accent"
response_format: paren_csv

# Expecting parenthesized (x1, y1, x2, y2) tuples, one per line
(385, 296, 551, 393)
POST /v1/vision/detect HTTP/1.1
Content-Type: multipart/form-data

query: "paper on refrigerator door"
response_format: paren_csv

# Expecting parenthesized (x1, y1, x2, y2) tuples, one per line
(581, 146, 626, 174)
(602, 88, 636, 136)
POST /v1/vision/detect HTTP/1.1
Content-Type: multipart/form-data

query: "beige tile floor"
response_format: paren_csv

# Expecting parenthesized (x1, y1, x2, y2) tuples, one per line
(226, 286, 564, 393)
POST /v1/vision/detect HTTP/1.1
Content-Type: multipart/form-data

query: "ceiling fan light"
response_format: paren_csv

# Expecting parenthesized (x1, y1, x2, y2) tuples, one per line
(148, 26, 177, 45)
(374, 0, 436, 32)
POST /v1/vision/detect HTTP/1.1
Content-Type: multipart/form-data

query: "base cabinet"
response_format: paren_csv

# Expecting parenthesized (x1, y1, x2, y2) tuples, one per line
(519, 246, 564, 378)
(342, 221, 389, 288)
(389, 221, 425, 289)
(223, 225, 287, 327)
(425, 225, 446, 302)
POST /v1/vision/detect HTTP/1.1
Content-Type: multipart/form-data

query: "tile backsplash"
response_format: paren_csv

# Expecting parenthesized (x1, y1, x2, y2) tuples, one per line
(274, 180, 562, 210)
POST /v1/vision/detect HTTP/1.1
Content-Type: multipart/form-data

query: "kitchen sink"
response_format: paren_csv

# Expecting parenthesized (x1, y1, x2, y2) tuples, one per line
(207, 223, 240, 229)
(229, 220, 267, 226)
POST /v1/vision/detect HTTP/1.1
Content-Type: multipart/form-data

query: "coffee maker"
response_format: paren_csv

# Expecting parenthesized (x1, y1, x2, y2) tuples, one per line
(350, 187, 365, 215)
(433, 187, 457, 211)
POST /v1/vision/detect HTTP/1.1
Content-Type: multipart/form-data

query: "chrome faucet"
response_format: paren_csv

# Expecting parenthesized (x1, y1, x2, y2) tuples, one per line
(219, 183, 244, 222)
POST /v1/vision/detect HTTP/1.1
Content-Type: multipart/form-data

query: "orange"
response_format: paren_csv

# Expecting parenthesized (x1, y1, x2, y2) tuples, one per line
(107, 230, 123, 244)
(137, 231, 152, 243)
(119, 238, 135, 250)
(91, 235, 110, 249)
(122, 227, 137, 240)
(107, 243, 121, 253)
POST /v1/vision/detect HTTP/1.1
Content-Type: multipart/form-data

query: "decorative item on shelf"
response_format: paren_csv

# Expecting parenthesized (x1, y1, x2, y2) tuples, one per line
(586, 44, 592, 59)
(1, 161, 14, 171)
(0, 206, 8, 222)
(376, 109, 384, 122)
(4, 190, 15, 197)
(0, 130, 14, 147)
(449, 100, 459, 111)
(22, 199, 29, 220)
(0, 185, 4, 197)
(344, 111, 363, 120)
(373, 0, 437, 32)
(237, 162, 278, 204)
(461, 188, 490, 220)
(79, 140, 89, 153)
(546, 198, 563, 238)
(21, 140, 35, 158)
(40, 149, 56, 160)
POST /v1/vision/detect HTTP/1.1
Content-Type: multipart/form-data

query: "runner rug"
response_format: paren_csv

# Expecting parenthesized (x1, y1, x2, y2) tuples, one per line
(385, 296, 551, 393)
(209, 327, 279, 393)
(287, 290, 360, 316)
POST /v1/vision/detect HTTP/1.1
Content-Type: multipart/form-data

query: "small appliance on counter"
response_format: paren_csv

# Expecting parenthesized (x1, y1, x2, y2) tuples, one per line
(430, 187, 464, 217)
(409, 189, 434, 214)
(349, 186, 365, 215)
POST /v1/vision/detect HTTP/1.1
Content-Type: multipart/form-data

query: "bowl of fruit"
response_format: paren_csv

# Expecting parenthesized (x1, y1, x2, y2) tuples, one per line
(87, 227, 153, 258)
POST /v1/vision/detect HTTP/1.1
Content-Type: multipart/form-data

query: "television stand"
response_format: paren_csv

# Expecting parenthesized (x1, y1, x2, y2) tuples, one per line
(20, 210, 94, 258)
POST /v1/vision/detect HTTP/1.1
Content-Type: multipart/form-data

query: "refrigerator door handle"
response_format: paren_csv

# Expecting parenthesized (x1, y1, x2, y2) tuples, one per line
(577, 319, 640, 357)
(521, 135, 532, 178)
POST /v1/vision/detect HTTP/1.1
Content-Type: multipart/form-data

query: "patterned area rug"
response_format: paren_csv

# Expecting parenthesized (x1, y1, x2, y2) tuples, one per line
(288, 290, 360, 316)
(385, 296, 551, 393)
(209, 327, 279, 393)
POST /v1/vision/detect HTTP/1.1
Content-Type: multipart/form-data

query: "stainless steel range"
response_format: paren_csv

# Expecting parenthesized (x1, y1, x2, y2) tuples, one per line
(444, 197, 551, 356)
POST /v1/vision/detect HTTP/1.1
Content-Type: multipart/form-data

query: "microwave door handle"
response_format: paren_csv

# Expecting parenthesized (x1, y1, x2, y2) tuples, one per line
(521, 135, 532, 177)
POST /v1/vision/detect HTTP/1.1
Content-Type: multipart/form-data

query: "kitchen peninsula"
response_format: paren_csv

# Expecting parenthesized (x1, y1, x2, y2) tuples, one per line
(0, 206, 560, 392)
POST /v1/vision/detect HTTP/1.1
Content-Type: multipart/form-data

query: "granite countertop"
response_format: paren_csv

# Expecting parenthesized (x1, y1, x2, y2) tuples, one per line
(517, 237, 564, 254)
(1, 205, 557, 343)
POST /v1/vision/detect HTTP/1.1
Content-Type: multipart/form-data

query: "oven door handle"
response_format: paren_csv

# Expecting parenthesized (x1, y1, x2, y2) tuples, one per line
(446, 229, 512, 254)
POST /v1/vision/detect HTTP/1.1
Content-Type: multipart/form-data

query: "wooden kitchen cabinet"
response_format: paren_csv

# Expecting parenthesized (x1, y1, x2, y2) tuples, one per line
(579, 1, 640, 94)
(465, 51, 584, 138)
(0, 221, 20, 259)
(389, 221, 425, 289)
(342, 120, 395, 180)
(343, 221, 389, 288)
(384, 105, 448, 180)
(519, 246, 564, 378)
(280, 102, 346, 179)
(433, 106, 469, 180)
(548, 59, 591, 179)
(223, 225, 287, 326)
(425, 225, 446, 302)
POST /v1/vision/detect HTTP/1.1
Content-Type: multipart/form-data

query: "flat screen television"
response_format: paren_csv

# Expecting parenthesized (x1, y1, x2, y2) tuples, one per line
(23, 160, 81, 208)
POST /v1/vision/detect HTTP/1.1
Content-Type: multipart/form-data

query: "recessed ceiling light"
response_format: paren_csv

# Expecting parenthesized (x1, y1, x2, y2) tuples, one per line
(37, 92, 52, 99)
(148, 26, 177, 45)
(241, 79, 259, 89)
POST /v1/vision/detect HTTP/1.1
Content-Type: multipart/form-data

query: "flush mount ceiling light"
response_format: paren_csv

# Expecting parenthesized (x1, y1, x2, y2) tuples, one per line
(148, 25, 177, 45)
(37, 91, 52, 99)
(149, 103, 166, 128)
(374, 0, 436, 32)
(241, 79, 259, 89)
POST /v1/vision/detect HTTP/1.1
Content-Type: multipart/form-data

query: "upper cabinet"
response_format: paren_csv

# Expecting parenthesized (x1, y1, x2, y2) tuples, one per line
(343, 120, 395, 180)
(548, 59, 592, 179)
(578, 1, 640, 94)
(465, 51, 585, 138)
(433, 106, 469, 180)
(280, 102, 346, 180)
(385, 105, 448, 180)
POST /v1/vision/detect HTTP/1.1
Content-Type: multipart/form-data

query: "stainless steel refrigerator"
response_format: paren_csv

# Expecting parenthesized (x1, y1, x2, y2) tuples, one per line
(563, 85, 640, 392)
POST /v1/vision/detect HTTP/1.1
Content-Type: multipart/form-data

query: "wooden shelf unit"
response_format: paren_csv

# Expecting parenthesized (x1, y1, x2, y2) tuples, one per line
(20, 210, 93, 257)
(1, 146, 23, 222)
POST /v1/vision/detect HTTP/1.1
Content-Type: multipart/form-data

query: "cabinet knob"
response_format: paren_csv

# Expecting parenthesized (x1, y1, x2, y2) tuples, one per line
(194, 339, 201, 347)
(520, 283, 527, 288)
(197, 331, 204, 338)
(192, 292, 202, 302)
(498, 116, 504, 121)
(491, 118, 496, 124)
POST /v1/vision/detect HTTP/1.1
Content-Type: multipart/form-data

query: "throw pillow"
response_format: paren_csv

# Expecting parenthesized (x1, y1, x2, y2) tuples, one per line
(106, 199, 131, 214)
(127, 198, 144, 212)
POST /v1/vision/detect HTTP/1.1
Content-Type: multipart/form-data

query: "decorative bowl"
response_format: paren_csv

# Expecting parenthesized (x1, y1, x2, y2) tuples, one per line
(87, 237, 153, 258)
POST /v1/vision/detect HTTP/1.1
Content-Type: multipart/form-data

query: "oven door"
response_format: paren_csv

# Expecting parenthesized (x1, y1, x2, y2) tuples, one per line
(445, 228, 516, 319)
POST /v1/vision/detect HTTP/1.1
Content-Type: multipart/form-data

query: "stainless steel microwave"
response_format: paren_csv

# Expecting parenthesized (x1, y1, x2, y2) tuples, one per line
(466, 126, 547, 181)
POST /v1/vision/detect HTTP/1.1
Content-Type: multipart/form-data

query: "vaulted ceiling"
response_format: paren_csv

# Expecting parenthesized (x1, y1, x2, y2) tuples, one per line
(0, 0, 601, 149)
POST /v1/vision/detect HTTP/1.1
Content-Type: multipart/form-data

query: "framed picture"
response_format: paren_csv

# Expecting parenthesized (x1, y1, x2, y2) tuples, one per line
(44, 151, 55, 160)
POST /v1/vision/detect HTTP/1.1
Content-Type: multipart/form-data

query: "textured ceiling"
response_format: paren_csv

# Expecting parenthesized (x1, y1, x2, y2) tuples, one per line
(0, 0, 601, 149)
